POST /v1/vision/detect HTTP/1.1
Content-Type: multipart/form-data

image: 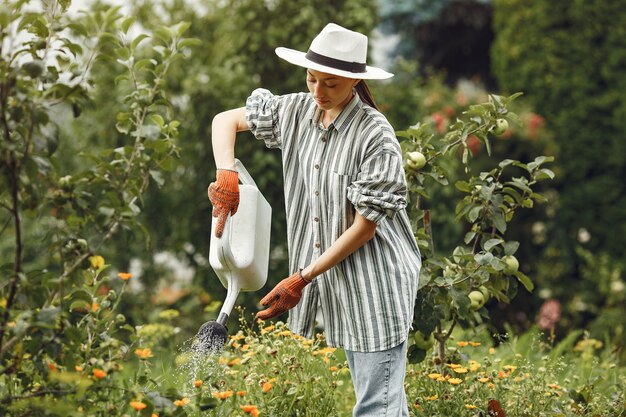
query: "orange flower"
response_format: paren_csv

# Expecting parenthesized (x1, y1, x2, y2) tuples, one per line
(227, 358, 241, 366)
(92, 368, 107, 379)
(469, 341, 481, 347)
(329, 366, 338, 372)
(75, 365, 84, 372)
(260, 325, 275, 334)
(134, 348, 153, 359)
(242, 405, 259, 416)
(151, 414, 158, 417)
(193, 380, 203, 388)
(262, 382, 273, 393)
(237, 390, 246, 396)
(212, 390, 234, 400)
(90, 302, 100, 312)
(118, 272, 133, 280)
(457, 341, 469, 347)
(130, 401, 147, 411)
(48, 363, 57, 371)
(173, 398, 189, 407)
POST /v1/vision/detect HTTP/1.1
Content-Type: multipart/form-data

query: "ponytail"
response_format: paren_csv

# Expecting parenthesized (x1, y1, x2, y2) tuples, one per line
(355, 80, 379, 111)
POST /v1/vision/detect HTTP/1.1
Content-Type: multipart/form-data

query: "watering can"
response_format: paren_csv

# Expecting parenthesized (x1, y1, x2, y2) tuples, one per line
(196, 159, 272, 352)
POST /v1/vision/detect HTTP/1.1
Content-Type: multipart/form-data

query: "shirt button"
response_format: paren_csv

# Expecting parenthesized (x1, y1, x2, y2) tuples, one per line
(314, 164, 319, 169)
(314, 217, 319, 222)
(314, 243, 320, 248)
(314, 191, 319, 196)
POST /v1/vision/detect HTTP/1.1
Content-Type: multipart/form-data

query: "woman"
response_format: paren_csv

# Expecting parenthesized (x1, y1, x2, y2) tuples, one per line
(208, 23, 421, 417)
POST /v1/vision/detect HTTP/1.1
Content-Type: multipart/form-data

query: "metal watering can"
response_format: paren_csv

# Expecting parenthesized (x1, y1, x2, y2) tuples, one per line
(196, 159, 272, 352)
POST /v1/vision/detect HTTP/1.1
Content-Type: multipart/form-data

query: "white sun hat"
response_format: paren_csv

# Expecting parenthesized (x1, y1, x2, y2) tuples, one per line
(275, 23, 393, 80)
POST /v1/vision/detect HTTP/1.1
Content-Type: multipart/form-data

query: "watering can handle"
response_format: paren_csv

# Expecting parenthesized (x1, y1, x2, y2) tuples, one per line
(234, 158, 257, 188)
(216, 159, 256, 261)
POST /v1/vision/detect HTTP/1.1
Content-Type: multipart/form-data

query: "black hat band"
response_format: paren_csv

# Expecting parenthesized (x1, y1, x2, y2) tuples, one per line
(305, 49, 366, 73)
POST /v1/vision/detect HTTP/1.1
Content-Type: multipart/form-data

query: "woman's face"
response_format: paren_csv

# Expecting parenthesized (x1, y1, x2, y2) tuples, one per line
(306, 69, 358, 114)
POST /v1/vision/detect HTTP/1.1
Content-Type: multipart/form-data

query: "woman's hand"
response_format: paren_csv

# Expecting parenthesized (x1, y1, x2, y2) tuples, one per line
(208, 169, 239, 237)
(256, 271, 311, 320)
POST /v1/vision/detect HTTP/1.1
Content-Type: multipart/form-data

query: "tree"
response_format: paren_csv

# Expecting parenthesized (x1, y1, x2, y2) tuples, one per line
(491, 0, 626, 338)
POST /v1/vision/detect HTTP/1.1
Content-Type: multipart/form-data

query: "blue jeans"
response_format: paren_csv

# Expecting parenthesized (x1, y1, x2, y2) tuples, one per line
(345, 339, 409, 417)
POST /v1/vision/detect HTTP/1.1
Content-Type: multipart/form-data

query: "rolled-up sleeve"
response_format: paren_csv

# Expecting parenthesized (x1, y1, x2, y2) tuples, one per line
(245, 88, 282, 149)
(347, 145, 408, 224)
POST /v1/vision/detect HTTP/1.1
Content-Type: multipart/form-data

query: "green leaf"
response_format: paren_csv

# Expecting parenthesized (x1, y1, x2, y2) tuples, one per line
(131, 33, 150, 50)
(153, 27, 172, 44)
(149, 170, 164, 187)
(474, 252, 494, 265)
(492, 209, 507, 233)
(483, 238, 503, 251)
(514, 271, 534, 292)
(149, 114, 165, 128)
(121, 16, 135, 33)
(177, 38, 202, 49)
(174, 21, 192, 37)
(503, 241, 520, 255)
(468, 206, 482, 223)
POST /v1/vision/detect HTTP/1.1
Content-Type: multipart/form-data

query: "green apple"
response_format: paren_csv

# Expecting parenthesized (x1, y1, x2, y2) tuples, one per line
(468, 290, 486, 310)
(502, 255, 519, 274)
(478, 285, 490, 300)
(491, 118, 509, 136)
(413, 331, 434, 350)
(406, 151, 426, 170)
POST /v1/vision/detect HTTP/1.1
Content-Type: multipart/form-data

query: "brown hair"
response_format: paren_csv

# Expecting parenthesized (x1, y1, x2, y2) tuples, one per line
(355, 80, 379, 111)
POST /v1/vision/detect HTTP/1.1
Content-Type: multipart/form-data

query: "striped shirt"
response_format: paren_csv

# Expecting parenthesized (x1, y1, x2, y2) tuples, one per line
(245, 88, 421, 352)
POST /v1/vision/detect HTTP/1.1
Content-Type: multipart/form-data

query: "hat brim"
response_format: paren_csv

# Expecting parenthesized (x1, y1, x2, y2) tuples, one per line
(275, 47, 393, 80)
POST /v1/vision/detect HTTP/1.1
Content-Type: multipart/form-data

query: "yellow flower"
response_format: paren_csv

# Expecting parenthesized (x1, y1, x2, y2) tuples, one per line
(329, 366, 338, 372)
(173, 398, 189, 407)
(262, 382, 273, 393)
(448, 378, 463, 385)
(548, 383, 561, 390)
(489, 347, 496, 355)
(75, 365, 84, 372)
(151, 414, 159, 417)
(134, 348, 153, 359)
(92, 368, 107, 379)
(469, 341, 481, 347)
(465, 404, 477, 410)
(279, 330, 292, 336)
(503, 365, 517, 372)
(457, 341, 469, 347)
(90, 302, 100, 312)
(89, 255, 105, 270)
(228, 358, 241, 366)
(313, 347, 337, 356)
(427, 373, 442, 380)
(194, 380, 203, 388)
(425, 394, 438, 401)
(453, 367, 468, 374)
(118, 272, 133, 280)
(212, 390, 234, 400)
(468, 360, 481, 372)
(446, 363, 462, 369)
(477, 377, 490, 383)
(130, 401, 147, 411)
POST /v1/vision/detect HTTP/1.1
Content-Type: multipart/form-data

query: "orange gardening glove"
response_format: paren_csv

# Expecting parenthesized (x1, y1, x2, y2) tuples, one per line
(256, 271, 311, 320)
(208, 169, 239, 238)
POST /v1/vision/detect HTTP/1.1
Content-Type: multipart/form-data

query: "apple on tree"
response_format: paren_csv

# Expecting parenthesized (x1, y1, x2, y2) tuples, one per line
(406, 151, 426, 170)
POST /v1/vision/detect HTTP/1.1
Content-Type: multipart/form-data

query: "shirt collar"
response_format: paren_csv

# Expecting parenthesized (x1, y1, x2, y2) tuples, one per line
(308, 92, 362, 134)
